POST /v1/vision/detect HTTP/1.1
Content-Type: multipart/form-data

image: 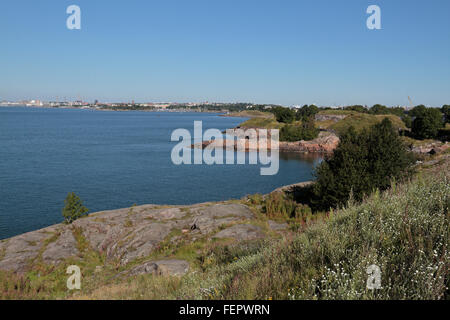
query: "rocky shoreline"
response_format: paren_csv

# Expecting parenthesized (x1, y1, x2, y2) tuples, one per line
(192, 130, 340, 154)
(0, 183, 301, 276)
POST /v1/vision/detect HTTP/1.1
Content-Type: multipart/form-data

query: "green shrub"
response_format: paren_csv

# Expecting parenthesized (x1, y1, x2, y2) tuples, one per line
(247, 193, 264, 206)
(313, 118, 415, 210)
(62, 192, 89, 224)
(369, 104, 404, 117)
(293, 203, 313, 220)
(264, 192, 298, 219)
(345, 105, 368, 113)
(271, 106, 295, 123)
(295, 105, 319, 121)
(442, 105, 450, 123)
(401, 115, 412, 128)
(280, 118, 319, 142)
(264, 192, 314, 221)
(411, 108, 444, 139)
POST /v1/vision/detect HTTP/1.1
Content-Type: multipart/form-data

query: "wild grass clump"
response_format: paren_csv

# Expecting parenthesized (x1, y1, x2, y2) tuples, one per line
(263, 192, 317, 225)
(198, 240, 267, 271)
(264, 192, 298, 219)
(246, 193, 264, 206)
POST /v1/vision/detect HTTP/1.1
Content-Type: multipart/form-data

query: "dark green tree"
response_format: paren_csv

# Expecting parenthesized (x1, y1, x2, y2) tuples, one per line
(280, 116, 319, 141)
(409, 105, 427, 118)
(345, 105, 368, 113)
(401, 115, 412, 128)
(312, 118, 414, 210)
(369, 104, 388, 115)
(296, 105, 319, 121)
(62, 192, 89, 224)
(272, 107, 295, 123)
(411, 108, 444, 139)
(442, 105, 450, 123)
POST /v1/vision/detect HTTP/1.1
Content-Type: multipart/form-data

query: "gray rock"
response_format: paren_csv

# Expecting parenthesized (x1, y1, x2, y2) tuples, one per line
(315, 114, 347, 122)
(267, 220, 289, 231)
(127, 259, 189, 276)
(187, 203, 254, 234)
(112, 223, 174, 265)
(214, 224, 264, 241)
(42, 229, 79, 264)
(0, 226, 59, 273)
(0, 202, 256, 272)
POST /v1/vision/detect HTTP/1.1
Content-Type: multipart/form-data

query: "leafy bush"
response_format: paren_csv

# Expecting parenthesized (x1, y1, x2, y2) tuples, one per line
(246, 193, 264, 206)
(264, 192, 313, 221)
(401, 114, 412, 128)
(442, 105, 450, 123)
(369, 104, 405, 117)
(409, 105, 427, 118)
(295, 105, 319, 121)
(280, 117, 319, 142)
(271, 107, 295, 123)
(344, 105, 368, 113)
(411, 108, 444, 139)
(264, 192, 298, 219)
(313, 118, 414, 210)
(328, 113, 406, 136)
(62, 192, 89, 224)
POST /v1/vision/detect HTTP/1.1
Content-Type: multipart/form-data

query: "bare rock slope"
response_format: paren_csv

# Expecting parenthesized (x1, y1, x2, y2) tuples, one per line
(0, 202, 263, 275)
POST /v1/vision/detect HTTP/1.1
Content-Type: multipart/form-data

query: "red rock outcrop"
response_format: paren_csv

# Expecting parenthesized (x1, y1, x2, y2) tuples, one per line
(191, 131, 340, 154)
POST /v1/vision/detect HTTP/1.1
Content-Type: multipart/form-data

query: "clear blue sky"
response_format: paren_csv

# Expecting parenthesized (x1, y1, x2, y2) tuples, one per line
(1, 0, 449, 106)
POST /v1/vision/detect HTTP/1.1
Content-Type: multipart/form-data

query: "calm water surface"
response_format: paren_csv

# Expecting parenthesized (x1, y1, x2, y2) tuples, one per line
(0, 107, 320, 239)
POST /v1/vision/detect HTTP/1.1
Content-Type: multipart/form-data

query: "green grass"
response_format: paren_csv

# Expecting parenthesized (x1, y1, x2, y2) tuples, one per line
(238, 117, 283, 129)
(401, 136, 437, 147)
(329, 114, 406, 135)
(318, 109, 357, 115)
(224, 110, 273, 118)
(236, 110, 407, 137)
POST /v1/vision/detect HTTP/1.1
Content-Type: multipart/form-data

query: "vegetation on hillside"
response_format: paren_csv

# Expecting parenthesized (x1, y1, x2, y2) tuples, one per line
(207, 167, 448, 300)
(27, 160, 445, 300)
(442, 105, 450, 124)
(238, 116, 283, 130)
(312, 118, 415, 210)
(280, 117, 319, 142)
(327, 113, 406, 135)
(295, 105, 319, 122)
(235, 104, 448, 145)
(409, 105, 445, 139)
(223, 110, 273, 118)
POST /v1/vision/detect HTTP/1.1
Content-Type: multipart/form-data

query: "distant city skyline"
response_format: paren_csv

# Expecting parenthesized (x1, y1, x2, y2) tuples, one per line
(1, 0, 449, 106)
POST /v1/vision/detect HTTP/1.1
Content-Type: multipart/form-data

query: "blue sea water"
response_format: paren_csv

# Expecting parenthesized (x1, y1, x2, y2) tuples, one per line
(0, 107, 320, 239)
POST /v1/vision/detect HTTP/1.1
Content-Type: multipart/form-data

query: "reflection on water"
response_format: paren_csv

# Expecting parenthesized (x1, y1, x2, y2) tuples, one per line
(279, 152, 323, 165)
